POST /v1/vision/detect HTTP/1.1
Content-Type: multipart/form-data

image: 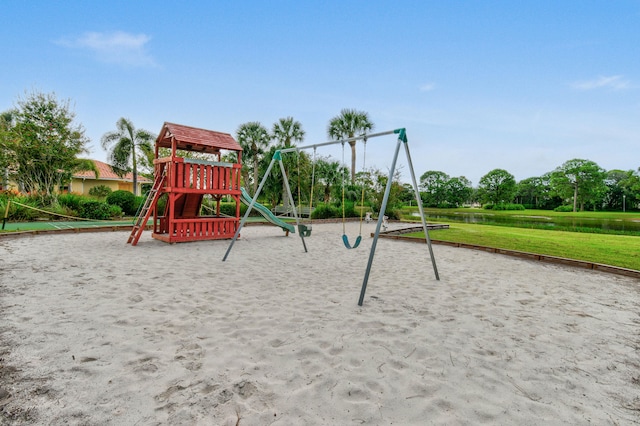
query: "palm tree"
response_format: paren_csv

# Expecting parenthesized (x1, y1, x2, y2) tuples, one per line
(272, 117, 305, 148)
(236, 122, 271, 194)
(327, 109, 374, 182)
(101, 118, 155, 196)
(316, 158, 344, 203)
(272, 117, 305, 209)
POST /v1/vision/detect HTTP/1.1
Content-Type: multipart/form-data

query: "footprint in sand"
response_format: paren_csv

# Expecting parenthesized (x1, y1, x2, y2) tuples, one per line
(174, 342, 205, 371)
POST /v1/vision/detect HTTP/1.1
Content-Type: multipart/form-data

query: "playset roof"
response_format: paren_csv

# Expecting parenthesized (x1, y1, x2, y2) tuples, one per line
(156, 122, 242, 154)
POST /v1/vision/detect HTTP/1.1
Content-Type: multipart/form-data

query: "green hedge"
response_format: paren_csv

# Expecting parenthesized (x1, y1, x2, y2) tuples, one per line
(79, 200, 112, 220)
(106, 190, 137, 215)
(483, 203, 525, 211)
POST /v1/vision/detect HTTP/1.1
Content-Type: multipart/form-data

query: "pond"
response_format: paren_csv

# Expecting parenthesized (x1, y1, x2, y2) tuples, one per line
(414, 211, 640, 233)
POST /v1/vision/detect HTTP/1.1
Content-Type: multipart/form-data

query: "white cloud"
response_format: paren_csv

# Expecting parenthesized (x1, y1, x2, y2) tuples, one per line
(571, 75, 632, 91)
(57, 31, 157, 67)
(419, 83, 436, 92)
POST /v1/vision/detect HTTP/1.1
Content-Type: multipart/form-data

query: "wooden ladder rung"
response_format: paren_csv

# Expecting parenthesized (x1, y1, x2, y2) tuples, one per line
(127, 166, 166, 245)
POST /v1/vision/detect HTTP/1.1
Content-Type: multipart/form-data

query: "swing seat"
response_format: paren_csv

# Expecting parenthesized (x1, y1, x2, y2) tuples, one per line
(342, 234, 362, 249)
(298, 224, 312, 237)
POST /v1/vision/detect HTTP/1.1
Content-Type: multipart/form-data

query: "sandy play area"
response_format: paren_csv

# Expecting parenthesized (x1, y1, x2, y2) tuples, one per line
(1, 222, 639, 425)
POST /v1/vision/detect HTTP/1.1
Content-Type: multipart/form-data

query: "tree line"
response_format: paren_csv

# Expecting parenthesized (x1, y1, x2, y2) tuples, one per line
(420, 161, 640, 212)
(3, 91, 637, 213)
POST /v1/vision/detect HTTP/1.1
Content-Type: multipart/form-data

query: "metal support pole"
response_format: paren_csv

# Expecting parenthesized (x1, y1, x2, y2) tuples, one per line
(223, 156, 278, 261)
(358, 137, 402, 306)
(278, 157, 307, 252)
(2, 200, 9, 230)
(403, 141, 439, 280)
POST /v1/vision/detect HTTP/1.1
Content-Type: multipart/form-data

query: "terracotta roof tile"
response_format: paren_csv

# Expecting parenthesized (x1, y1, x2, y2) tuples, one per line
(73, 159, 152, 182)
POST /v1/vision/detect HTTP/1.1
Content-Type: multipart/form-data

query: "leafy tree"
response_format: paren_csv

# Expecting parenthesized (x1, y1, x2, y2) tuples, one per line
(515, 176, 550, 209)
(327, 108, 374, 183)
(0, 110, 17, 189)
(399, 183, 416, 204)
(419, 170, 450, 207)
(445, 176, 473, 207)
(236, 121, 271, 195)
(603, 169, 640, 211)
(271, 117, 305, 209)
(101, 118, 155, 196)
(602, 169, 627, 210)
(478, 168, 517, 206)
(550, 159, 606, 212)
(624, 168, 640, 210)
(370, 167, 404, 217)
(5, 91, 95, 203)
(258, 146, 311, 209)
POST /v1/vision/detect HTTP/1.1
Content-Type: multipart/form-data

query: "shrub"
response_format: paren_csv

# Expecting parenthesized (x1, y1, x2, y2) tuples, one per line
(219, 202, 238, 217)
(132, 195, 146, 215)
(58, 193, 84, 212)
(342, 202, 358, 218)
(79, 200, 112, 220)
(383, 209, 402, 220)
(109, 204, 123, 218)
(106, 190, 136, 215)
(88, 185, 112, 199)
(483, 203, 525, 211)
(311, 203, 340, 219)
(554, 205, 574, 212)
(6, 196, 40, 221)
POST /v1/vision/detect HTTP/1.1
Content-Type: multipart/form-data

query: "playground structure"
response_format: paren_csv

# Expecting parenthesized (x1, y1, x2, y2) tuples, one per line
(223, 128, 440, 306)
(127, 122, 292, 246)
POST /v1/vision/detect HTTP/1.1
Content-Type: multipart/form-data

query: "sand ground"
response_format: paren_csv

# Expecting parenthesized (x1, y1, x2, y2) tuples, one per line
(1, 222, 639, 425)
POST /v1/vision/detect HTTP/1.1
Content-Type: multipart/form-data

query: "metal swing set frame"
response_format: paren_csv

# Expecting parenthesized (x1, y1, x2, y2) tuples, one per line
(222, 128, 440, 306)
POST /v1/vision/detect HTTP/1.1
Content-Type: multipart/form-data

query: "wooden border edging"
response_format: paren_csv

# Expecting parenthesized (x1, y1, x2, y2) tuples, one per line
(376, 229, 640, 280)
(0, 225, 150, 239)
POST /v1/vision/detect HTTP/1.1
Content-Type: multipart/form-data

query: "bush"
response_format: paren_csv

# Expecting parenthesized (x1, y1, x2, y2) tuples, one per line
(383, 209, 402, 220)
(311, 203, 340, 219)
(133, 195, 146, 215)
(79, 200, 112, 220)
(342, 202, 358, 218)
(88, 185, 112, 199)
(483, 203, 525, 211)
(109, 204, 123, 218)
(6, 196, 40, 221)
(219, 202, 238, 217)
(554, 205, 574, 212)
(58, 193, 84, 212)
(106, 190, 136, 215)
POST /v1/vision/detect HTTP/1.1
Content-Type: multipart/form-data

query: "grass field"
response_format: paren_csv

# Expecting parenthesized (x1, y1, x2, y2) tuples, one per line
(408, 223, 640, 271)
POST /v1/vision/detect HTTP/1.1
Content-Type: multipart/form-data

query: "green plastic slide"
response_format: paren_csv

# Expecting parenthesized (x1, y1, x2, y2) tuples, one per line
(240, 187, 295, 234)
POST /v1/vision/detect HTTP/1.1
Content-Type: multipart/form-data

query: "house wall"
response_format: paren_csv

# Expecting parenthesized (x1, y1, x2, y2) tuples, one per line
(69, 178, 142, 196)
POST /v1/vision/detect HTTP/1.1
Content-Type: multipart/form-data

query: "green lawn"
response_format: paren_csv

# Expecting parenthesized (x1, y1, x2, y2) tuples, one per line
(419, 207, 640, 220)
(408, 223, 640, 271)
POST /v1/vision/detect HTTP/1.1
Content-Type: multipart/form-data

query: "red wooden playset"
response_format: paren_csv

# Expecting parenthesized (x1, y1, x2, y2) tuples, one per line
(127, 122, 243, 245)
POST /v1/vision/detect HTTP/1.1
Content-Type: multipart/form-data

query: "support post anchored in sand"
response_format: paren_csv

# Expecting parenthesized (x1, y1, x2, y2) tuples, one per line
(358, 128, 439, 306)
(222, 128, 440, 306)
(223, 150, 307, 261)
(2, 199, 10, 230)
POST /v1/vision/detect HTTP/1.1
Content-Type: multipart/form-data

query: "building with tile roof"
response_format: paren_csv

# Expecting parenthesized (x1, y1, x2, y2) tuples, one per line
(71, 159, 151, 195)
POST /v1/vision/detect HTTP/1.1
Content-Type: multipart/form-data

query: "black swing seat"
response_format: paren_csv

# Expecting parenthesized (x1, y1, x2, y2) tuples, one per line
(298, 224, 312, 237)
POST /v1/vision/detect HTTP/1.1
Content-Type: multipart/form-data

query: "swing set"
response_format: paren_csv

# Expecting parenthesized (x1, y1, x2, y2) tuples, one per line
(222, 128, 439, 306)
(341, 138, 367, 249)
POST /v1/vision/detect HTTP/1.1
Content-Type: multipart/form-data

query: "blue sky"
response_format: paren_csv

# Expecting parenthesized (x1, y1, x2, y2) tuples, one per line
(2, 1, 639, 185)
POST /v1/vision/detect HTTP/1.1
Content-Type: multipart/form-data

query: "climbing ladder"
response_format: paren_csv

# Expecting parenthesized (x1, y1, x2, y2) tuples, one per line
(127, 165, 167, 246)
